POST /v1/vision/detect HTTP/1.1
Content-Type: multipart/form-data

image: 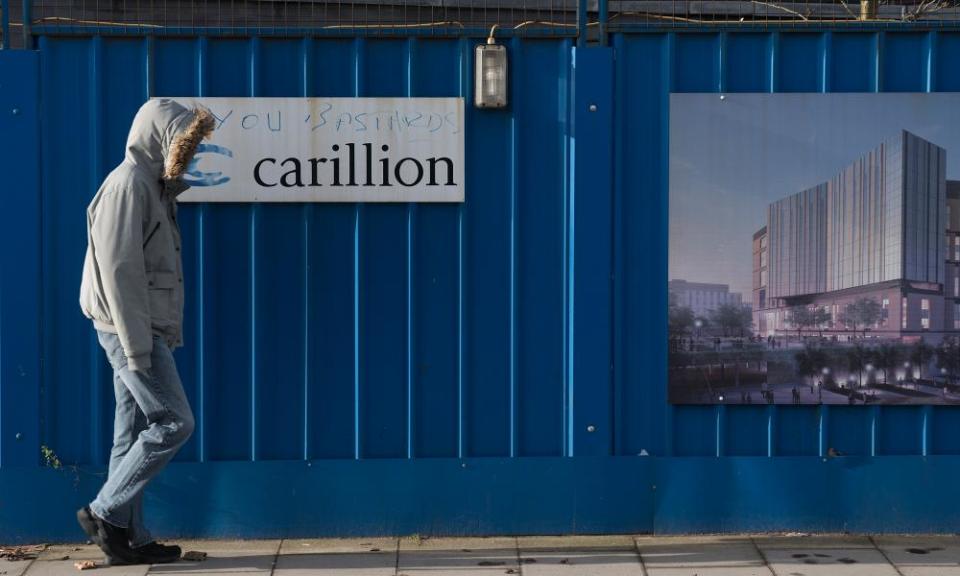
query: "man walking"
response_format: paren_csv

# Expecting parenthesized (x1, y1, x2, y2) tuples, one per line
(77, 99, 214, 565)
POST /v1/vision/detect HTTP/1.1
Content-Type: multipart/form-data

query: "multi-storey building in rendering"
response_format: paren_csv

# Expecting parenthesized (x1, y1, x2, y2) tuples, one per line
(753, 130, 960, 342)
(669, 279, 744, 318)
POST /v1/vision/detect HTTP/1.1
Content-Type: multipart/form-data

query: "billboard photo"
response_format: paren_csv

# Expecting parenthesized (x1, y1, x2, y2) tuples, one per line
(669, 93, 960, 405)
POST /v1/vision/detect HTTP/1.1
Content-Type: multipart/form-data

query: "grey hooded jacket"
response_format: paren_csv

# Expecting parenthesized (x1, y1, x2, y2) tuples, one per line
(80, 99, 211, 373)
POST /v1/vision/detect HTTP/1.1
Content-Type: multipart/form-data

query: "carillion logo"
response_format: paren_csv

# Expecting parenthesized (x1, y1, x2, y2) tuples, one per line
(184, 143, 234, 187)
(252, 142, 457, 188)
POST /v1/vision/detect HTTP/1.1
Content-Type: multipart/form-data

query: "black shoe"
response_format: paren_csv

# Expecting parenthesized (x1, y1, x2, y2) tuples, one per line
(132, 541, 182, 564)
(76, 507, 99, 544)
(76, 506, 141, 565)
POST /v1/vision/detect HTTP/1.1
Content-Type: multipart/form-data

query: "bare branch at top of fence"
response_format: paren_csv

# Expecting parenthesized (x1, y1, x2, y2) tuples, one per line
(751, 1, 810, 20)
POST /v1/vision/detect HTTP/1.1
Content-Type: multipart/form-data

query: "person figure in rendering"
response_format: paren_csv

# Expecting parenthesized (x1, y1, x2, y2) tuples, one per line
(77, 99, 215, 565)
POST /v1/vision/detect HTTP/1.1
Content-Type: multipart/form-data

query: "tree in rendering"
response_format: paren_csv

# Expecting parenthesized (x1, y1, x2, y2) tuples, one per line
(812, 307, 832, 338)
(668, 293, 695, 338)
(910, 339, 935, 380)
(874, 342, 901, 385)
(846, 343, 867, 387)
(937, 337, 960, 386)
(840, 298, 883, 338)
(710, 303, 751, 338)
(787, 306, 815, 338)
(795, 344, 828, 388)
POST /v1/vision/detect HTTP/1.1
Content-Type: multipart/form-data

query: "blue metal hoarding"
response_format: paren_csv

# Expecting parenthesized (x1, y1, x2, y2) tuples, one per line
(2, 15, 960, 542)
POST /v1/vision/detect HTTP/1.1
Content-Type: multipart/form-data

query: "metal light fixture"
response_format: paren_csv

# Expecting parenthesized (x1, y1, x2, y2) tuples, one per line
(475, 25, 508, 109)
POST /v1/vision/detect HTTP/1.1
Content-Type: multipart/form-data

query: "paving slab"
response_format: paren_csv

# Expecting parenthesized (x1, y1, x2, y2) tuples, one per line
(874, 535, 960, 565)
(398, 542, 519, 576)
(398, 537, 517, 551)
(647, 568, 775, 576)
(762, 547, 900, 576)
(0, 557, 38, 576)
(518, 548, 645, 576)
(147, 540, 280, 575)
(752, 534, 875, 550)
(274, 552, 396, 576)
(636, 536, 759, 547)
(517, 536, 637, 550)
(895, 568, 960, 576)
(637, 538, 764, 568)
(0, 547, 41, 576)
(23, 558, 148, 576)
(28, 543, 148, 576)
(37, 545, 102, 561)
(279, 539, 397, 555)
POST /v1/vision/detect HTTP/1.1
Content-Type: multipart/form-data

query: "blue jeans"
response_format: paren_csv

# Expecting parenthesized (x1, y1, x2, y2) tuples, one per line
(91, 331, 194, 545)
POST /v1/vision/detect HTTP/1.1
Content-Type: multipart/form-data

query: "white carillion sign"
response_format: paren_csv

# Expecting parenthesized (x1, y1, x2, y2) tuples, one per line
(168, 97, 465, 203)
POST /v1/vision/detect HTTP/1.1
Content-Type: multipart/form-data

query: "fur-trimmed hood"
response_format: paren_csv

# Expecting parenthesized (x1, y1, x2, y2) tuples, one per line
(124, 99, 215, 187)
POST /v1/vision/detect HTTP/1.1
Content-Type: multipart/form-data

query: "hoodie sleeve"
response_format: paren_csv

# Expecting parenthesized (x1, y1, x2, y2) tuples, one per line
(91, 184, 153, 373)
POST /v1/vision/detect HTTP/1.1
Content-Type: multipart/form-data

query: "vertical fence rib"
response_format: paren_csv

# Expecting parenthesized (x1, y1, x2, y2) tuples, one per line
(577, 0, 587, 48)
(21, 0, 30, 48)
(1, 0, 9, 49)
(598, 0, 609, 46)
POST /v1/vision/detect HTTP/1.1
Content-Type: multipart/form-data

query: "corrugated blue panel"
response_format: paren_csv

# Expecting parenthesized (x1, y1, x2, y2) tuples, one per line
(306, 205, 357, 459)
(515, 40, 569, 457)
(672, 406, 716, 456)
(253, 40, 308, 461)
(776, 33, 823, 92)
(674, 34, 719, 92)
(202, 39, 255, 461)
(654, 456, 960, 534)
(153, 39, 198, 96)
(0, 458, 654, 543)
(359, 202, 410, 458)
(725, 33, 771, 92)
(0, 50, 42, 468)
(930, 408, 960, 455)
(463, 42, 512, 458)
(202, 203, 253, 461)
(613, 33, 669, 457)
(410, 39, 462, 458)
(827, 407, 871, 456)
(312, 38, 357, 97)
(829, 32, 878, 91)
(12, 26, 960, 542)
(724, 407, 768, 456)
(570, 46, 614, 458)
(357, 39, 410, 459)
(306, 39, 359, 460)
(881, 33, 928, 91)
(934, 32, 960, 91)
(255, 203, 307, 460)
(40, 37, 94, 466)
(878, 407, 923, 455)
(775, 407, 820, 457)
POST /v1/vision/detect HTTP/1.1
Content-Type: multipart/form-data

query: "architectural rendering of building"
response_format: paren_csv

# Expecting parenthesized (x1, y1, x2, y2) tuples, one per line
(669, 279, 744, 318)
(753, 130, 960, 342)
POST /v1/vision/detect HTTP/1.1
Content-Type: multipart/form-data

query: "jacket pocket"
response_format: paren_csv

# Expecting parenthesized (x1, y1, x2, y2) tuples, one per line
(147, 270, 177, 325)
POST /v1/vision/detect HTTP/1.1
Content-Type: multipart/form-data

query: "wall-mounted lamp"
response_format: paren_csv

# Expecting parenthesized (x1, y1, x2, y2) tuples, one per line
(475, 25, 508, 109)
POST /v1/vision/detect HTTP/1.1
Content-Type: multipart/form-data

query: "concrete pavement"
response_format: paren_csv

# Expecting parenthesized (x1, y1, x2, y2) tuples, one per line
(5, 534, 960, 575)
